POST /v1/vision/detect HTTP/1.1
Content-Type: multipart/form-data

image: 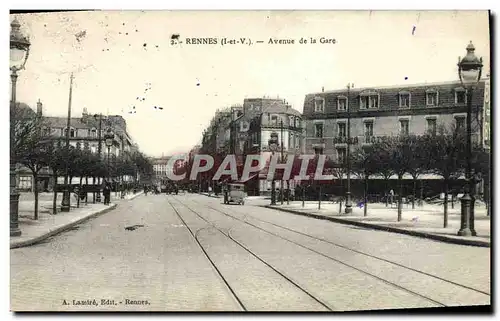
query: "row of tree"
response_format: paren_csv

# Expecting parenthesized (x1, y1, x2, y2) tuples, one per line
(12, 103, 154, 220)
(176, 123, 490, 226)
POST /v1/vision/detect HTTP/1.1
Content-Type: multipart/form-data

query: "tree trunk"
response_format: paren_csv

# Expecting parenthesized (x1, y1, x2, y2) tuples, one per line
(443, 179, 449, 228)
(412, 177, 417, 209)
(77, 176, 83, 208)
(364, 176, 368, 217)
(33, 172, 39, 220)
(397, 175, 403, 222)
(420, 180, 424, 207)
(92, 176, 96, 204)
(85, 176, 89, 204)
(318, 185, 322, 210)
(52, 173, 58, 215)
(385, 178, 389, 207)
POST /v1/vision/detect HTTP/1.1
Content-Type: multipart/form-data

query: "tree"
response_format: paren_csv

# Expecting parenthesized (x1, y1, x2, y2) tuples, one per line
(14, 104, 51, 220)
(352, 145, 378, 217)
(375, 136, 416, 222)
(425, 124, 466, 228)
(46, 139, 66, 214)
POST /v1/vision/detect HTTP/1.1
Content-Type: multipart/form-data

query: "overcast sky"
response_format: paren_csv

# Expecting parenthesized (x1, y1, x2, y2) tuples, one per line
(12, 10, 490, 157)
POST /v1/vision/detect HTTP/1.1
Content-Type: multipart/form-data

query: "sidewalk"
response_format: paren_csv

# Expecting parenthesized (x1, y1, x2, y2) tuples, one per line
(263, 201, 490, 248)
(11, 191, 143, 249)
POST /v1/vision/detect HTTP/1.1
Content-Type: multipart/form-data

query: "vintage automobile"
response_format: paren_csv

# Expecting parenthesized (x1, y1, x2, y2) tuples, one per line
(224, 183, 247, 205)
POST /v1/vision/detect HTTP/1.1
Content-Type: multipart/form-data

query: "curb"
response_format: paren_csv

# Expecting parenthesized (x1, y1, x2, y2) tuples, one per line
(124, 191, 144, 201)
(263, 206, 490, 248)
(10, 203, 118, 249)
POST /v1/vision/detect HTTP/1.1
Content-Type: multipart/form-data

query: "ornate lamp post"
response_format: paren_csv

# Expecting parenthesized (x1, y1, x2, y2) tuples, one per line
(345, 82, 354, 214)
(10, 18, 31, 236)
(269, 132, 279, 205)
(457, 41, 483, 237)
(104, 128, 115, 184)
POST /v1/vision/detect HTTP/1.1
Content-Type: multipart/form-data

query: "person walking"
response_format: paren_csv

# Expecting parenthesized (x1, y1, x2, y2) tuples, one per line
(103, 182, 111, 205)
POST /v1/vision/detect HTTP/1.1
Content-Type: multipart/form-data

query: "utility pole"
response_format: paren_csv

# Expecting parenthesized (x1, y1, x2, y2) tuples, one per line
(345, 83, 354, 214)
(61, 72, 74, 212)
(280, 119, 284, 205)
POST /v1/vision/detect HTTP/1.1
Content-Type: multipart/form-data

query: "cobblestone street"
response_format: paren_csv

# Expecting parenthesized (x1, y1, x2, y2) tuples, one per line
(10, 193, 491, 311)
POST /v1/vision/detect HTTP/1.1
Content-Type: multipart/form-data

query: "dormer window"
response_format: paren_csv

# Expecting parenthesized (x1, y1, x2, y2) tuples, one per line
(296, 118, 301, 128)
(399, 91, 411, 108)
(337, 96, 347, 111)
(360, 91, 379, 109)
(270, 114, 279, 125)
(426, 89, 439, 106)
(289, 116, 294, 127)
(314, 97, 325, 112)
(455, 88, 467, 105)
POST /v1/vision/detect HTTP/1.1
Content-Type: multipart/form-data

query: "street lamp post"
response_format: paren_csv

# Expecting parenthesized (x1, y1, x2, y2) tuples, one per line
(269, 132, 279, 205)
(10, 18, 31, 236)
(345, 83, 354, 214)
(105, 128, 115, 184)
(457, 41, 483, 237)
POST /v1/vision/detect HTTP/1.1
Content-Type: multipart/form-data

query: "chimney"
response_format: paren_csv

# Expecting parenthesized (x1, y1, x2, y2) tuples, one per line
(36, 99, 42, 115)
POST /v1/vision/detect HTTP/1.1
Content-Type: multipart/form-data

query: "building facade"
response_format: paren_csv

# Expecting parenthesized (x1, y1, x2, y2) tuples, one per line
(200, 97, 305, 195)
(303, 79, 490, 163)
(16, 102, 138, 191)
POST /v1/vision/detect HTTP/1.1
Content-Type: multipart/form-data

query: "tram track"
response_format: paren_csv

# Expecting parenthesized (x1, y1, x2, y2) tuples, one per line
(181, 196, 490, 307)
(166, 198, 333, 311)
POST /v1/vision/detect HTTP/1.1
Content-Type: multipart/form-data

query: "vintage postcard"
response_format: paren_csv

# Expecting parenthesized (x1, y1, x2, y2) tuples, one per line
(9, 10, 491, 312)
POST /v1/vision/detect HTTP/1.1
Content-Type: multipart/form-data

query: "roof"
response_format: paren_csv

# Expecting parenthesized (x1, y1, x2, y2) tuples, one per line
(44, 116, 95, 129)
(307, 79, 489, 96)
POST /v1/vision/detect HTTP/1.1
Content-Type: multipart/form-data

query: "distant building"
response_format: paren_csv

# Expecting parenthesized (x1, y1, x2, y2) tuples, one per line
(200, 98, 305, 195)
(15, 102, 139, 191)
(302, 79, 490, 162)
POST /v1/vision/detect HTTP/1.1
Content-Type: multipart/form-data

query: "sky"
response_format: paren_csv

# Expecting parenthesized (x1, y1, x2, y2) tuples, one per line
(11, 10, 490, 157)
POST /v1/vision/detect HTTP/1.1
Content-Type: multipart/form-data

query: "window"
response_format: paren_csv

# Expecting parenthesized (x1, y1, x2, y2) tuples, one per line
(399, 93, 410, 108)
(271, 115, 278, 125)
(296, 118, 301, 128)
(338, 122, 347, 138)
(364, 121, 374, 138)
(426, 91, 438, 106)
(91, 128, 97, 137)
(455, 90, 466, 104)
(19, 176, 32, 189)
(289, 116, 294, 127)
(314, 123, 324, 138)
(295, 136, 300, 149)
(314, 97, 325, 112)
(455, 116, 466, 131)
(337, 97, 347, 111)
(400, 119, 409, 135)
(337, 148, 347, 164)
(289, 133, 293, 149)
(360, 95, 379, 109)
(314, 147, 324, 155)
(426, 118, 437, 135)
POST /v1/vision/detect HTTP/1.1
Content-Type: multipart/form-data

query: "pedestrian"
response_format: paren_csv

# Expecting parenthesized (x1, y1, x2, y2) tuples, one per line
(144, 184, 148, 196)
(103, 182, 111, 205)
(389, 189, 395, 207)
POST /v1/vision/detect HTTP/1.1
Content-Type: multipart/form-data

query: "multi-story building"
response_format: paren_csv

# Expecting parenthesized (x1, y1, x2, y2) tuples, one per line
(303, 79, 490, 162)
(200, 97, 305, 195)
(151, 156, 173, 180)
(16, 102, 138, 191)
